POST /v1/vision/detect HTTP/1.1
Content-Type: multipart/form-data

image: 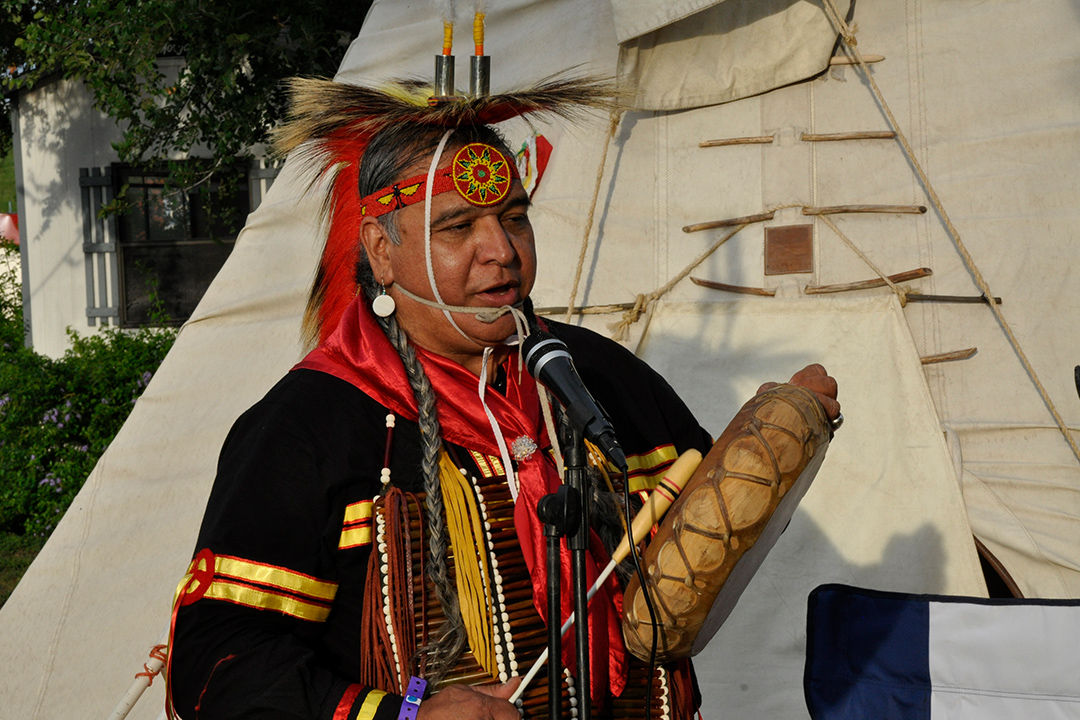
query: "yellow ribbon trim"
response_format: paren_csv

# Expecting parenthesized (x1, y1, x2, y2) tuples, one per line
(340, 500, 374, 549)
(343, 499, 373, 524)
(215, 555, 338, 601)
(177, 554, 339, 622)
(338, 526, 372, 550)
(626, 444, 679, 475)
(356, 686, 386, 720)
(468, 450, 494, 478)
(590, 443, 680, 493)
(356, 689, 388, 720)
(203, 581, 333, 622)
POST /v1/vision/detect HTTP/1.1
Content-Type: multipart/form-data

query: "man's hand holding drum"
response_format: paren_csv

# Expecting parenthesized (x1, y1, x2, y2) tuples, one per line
(758, 363, 840, 421)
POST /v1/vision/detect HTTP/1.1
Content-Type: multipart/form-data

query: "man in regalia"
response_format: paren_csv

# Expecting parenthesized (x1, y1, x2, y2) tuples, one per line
(168, 74, 839, 720)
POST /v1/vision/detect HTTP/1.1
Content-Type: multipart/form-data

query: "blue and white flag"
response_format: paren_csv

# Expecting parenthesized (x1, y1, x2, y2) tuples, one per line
(805, 584, 1080, 720)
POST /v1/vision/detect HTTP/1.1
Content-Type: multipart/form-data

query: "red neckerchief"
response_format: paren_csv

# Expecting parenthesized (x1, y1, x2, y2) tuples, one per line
(294, 296, 628, 701)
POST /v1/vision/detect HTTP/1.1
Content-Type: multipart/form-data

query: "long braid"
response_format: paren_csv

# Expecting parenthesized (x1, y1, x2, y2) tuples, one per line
(378, 312, 467, 683)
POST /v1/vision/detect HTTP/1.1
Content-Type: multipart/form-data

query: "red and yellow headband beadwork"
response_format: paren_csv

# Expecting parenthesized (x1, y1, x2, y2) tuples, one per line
(359, 142, 519, 219)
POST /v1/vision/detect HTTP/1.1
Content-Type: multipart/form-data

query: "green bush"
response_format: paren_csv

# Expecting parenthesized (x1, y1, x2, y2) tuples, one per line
(0, 241, 176, 538)
(0, 531, 45, 607)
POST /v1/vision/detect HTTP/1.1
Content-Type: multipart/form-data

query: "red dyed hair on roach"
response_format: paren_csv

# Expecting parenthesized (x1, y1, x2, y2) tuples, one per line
(308, 131, 371, 347)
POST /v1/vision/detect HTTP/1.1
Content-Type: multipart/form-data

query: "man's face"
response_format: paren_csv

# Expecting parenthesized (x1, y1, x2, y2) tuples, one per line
(361, 145, 537, 367)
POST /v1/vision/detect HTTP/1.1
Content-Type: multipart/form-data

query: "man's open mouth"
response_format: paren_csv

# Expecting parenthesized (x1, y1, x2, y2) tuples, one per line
(477, 279, 521, 300)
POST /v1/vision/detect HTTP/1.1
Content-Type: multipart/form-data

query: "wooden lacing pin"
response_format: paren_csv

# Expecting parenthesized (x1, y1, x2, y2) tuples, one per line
(921, 348, 977, 365)
(683, 211, 776, 234)
(906, 293, 1002, 305)
(533, 302, 636, 317)
(803, 204, 927, 216)
(699, 135, 775, 148)
(800, 131, 897, 142)
(805, 267, 932, 295)
(690, 277, 776, 297)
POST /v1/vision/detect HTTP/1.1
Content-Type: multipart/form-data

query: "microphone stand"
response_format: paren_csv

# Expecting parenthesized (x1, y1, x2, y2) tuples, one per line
(537, 485, 580, 720)
(562, 421, 592, 720)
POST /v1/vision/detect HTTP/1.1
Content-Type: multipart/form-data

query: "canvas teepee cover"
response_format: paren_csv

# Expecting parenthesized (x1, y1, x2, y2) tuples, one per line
(2, 1, 1078, 719)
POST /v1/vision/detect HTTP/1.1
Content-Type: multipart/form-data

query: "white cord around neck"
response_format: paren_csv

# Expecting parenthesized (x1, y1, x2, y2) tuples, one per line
(423, 130, 474, 345)
(409, 133, 564, 495)
(478, 346, 519, 501)
(393, 283, 530, 376)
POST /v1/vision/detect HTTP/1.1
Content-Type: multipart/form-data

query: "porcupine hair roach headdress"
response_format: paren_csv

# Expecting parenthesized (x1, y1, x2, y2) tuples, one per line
(271, 74, 617, 350)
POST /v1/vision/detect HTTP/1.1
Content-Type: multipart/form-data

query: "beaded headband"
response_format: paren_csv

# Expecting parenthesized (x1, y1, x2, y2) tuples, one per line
(359, 142, 519, 218)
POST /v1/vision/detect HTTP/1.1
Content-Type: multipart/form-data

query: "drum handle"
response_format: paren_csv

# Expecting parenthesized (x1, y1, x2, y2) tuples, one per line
(510, 449, 702, 702)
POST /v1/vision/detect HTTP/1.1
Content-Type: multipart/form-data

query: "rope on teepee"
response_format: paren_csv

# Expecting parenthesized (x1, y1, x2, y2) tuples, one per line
(565, 110, 623, 324)
(820, 0, 1080, 464)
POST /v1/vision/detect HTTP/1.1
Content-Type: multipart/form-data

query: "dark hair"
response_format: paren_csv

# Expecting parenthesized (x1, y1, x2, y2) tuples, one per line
(353, 123, 513, 298)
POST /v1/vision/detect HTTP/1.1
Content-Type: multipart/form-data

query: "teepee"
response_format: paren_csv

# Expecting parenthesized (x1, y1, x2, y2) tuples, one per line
(2, 1, 1077, 718)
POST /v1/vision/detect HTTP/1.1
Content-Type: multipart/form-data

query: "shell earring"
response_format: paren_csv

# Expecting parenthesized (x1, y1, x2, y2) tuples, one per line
(372, 283, 396, 318)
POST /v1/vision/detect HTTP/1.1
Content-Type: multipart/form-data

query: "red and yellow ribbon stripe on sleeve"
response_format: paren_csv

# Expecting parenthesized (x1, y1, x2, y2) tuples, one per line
(588, 442, 681, 494)
(624, 444, 680, 492)
(175, 548, 338, 622)
(334, 685, 392, 720)
(339, 499, 374, 550)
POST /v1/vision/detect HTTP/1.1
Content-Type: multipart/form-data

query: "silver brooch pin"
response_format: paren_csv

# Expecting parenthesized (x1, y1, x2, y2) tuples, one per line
(511, 436, 537, 461)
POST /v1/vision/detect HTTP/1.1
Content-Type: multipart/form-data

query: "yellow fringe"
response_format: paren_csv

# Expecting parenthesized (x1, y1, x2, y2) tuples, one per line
(438, 451, 497, 677)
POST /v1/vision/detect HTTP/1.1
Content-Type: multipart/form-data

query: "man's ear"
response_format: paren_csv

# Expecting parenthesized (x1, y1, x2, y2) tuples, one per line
(359, 216, 394, 285)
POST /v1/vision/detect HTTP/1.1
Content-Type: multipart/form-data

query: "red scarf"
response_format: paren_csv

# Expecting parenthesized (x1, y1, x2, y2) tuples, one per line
(295, 296, 628, 700)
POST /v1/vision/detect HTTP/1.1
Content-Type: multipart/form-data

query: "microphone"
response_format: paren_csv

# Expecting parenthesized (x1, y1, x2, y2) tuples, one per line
(522, 331, 628, 471)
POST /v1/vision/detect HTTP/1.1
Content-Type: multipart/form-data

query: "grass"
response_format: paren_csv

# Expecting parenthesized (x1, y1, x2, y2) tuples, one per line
(0, 531, 45, 608)
(0, 151, 14, 214)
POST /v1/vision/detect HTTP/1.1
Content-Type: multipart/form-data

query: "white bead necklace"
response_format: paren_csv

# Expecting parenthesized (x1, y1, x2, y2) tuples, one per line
(374, 501, 403, 683)
(459, 465, 519, 683)
(658, 665, 671, 720)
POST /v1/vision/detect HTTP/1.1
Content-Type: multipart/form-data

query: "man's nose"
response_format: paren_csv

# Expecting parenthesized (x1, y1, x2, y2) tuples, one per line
(475, 216, 516, 264)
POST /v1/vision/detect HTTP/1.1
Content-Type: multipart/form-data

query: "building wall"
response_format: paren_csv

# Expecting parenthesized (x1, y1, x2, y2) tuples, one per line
(15, 77, 126, 358)
(12, 59, 271, 359)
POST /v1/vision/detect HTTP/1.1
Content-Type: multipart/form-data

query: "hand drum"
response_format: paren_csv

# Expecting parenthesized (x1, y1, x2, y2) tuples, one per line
(622, 384, 832, 661)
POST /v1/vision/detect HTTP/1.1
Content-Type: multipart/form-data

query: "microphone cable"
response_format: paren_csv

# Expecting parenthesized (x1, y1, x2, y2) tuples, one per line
(622, 465, 660, 720)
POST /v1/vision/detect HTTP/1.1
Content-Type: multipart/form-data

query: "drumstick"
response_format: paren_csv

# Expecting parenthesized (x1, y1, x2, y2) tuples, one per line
(509, 449, 702, 703)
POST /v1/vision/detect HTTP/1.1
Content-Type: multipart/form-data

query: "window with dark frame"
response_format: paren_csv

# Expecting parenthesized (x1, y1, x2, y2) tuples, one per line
(114, 164, 249, 327)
